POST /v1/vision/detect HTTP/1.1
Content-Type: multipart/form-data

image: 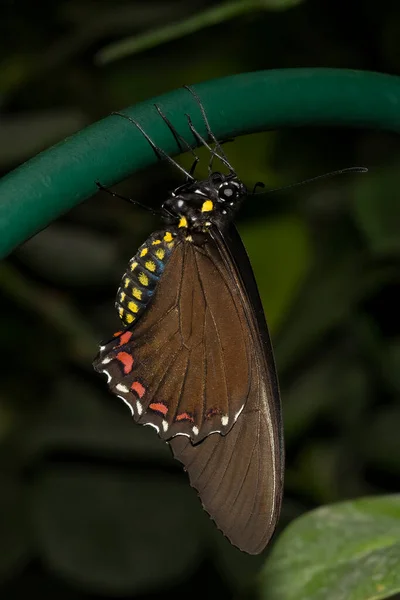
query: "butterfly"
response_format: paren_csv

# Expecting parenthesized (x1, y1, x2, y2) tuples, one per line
(93, 86, 284, 554)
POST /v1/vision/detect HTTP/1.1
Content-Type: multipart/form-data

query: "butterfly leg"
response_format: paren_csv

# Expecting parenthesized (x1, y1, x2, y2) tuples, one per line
(154, 104, 199, 181)
(95, 181, 162, 216)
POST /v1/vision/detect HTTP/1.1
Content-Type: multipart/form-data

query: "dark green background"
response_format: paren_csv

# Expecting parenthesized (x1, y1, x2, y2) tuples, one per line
(0, 0, 399, 599)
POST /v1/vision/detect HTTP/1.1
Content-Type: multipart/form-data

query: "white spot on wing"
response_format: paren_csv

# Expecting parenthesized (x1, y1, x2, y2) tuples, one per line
(100, 345, 106, 352)
(192, 426, 199, 436)
(116, 383, 129, 393)
(221, 414, 229, 426)
(117, 395, 134, 416)
(102, 357, 112, 364)
(144, 422, 160, 433)
(136, 401, 143, 415)
(174, 432, 191, 438)
(162, 420, 169, 432)
(234, 404, 245, 421)
(101, 370, 112, 383)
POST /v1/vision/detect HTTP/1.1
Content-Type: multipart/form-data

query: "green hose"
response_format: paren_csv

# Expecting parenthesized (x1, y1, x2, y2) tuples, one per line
(1, 68, 400, 258)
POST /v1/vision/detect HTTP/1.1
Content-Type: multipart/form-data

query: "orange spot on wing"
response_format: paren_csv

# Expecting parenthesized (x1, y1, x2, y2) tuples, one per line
(117, 331, 133, 346)
(131, 381, 145, 398)
(113, 331, 123, 337)
(149, 402, 168, 416)
(176, 412, 194, 423)
(116, 351, 134, 374)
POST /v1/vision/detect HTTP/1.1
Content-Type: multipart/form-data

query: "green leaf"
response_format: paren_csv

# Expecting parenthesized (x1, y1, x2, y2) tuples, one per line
(31, 466, 205, 594)
(96, 0, 303, 65)
(239, 216, 312, 333)
(260, 495, 400, 600)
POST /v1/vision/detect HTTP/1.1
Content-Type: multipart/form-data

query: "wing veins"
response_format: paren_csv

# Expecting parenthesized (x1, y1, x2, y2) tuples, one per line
(170, 347, 191, 424)
(201, 305, 207, 424)
(237, 403, 262, 531)
(194, 250, 229, 415)
(141, 337, 183, 413)
(204, 245, 254, 400)
(225, 410, 260, 512)
(177, 243, 187, 345)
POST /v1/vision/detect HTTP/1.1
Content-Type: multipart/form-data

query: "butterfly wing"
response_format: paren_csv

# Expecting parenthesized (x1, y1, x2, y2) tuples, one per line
(94, 230, 254, 442)
(169, 225, 283, 554)
(94, 225, 283, 553)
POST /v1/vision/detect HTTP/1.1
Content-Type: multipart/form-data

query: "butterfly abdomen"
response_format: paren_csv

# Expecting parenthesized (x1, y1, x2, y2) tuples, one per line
(115, 230, 176, 326)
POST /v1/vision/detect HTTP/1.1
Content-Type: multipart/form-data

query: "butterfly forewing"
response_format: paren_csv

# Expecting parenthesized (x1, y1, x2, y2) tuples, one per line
(94, 229, 252, 443)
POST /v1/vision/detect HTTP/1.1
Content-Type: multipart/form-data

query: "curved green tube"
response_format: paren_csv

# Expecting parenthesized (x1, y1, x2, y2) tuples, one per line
(1, 68, 400, 257)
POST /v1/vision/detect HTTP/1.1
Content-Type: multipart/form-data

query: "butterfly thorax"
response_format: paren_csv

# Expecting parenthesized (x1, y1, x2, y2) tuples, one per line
(162, 172, 247, 232)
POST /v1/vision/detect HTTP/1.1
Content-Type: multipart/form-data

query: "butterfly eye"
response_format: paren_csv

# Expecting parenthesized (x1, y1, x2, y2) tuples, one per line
(218, 183, 239, 202)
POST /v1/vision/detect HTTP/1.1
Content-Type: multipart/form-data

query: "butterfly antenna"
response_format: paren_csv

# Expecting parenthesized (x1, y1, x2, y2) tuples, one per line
(259, 167, 368, 195)
(184, 86, 232, 164)
(185, 112, 236, 176)
(154, 104, 199, 178)
(112, 111, 195, 181)
(183, 85, 236, 175)
(95, 181, 163, 217)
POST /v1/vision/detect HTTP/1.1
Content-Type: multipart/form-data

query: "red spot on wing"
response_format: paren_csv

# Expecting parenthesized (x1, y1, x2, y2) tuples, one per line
(116, 351, 134, 374)
(149, 402, 168, 416)
(206, 408, 221, 419)
(176, 412, 194, 423)
(117, 331, 133, 347)
(131, 381, 145, 398)
(113, 331, 123, 337)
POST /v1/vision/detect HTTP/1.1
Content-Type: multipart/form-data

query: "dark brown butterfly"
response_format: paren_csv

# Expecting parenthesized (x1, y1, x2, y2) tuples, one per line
(93, 86, 284, 554)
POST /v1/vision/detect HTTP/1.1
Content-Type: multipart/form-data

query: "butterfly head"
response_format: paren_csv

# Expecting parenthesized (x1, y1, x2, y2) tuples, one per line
(162, 172, 247, 231)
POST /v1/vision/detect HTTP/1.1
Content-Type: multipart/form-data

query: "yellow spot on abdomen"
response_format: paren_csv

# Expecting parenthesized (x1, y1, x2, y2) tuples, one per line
(130, 261, 138, 271)
(152, 239, 161, 245)
(128, 301, 139, 313)
(155, 248, 165, 260)
(124, 277, 130, 288)
(164, 231, 173, 242)
(178, 216, 188, 228)
(140, 248, 148, 257)
(132, 288, 142, 300)
(145, 260, 156, 272)
(119, 292, 126, 302)
(138, 272, 149, 286)
(125, 314, 134, 324)
(202, 200, 213, 212)
(118, 307, 124, 317)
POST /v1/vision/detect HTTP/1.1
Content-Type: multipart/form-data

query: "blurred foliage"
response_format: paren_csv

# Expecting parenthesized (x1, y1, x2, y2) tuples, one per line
(0, 0, 400, 599)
